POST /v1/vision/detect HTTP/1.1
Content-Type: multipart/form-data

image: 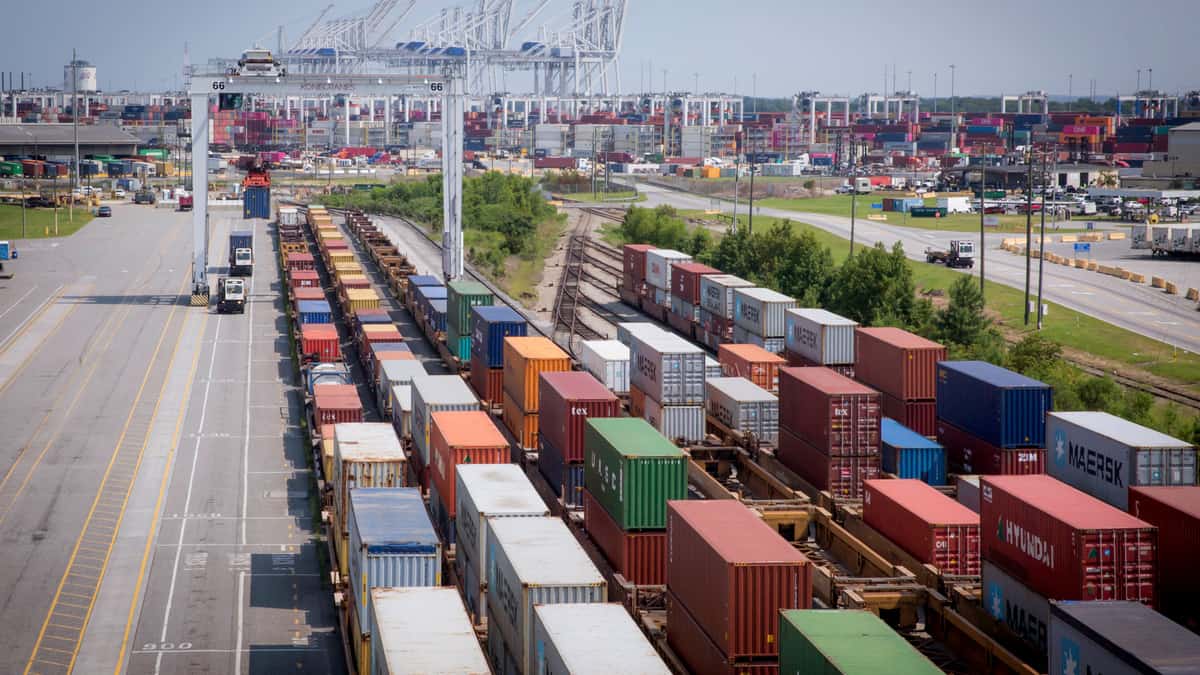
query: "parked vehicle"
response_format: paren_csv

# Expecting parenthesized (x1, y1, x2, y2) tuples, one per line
(97, 205, 112, 217)
(133, 189, 156, 205)
(178, 194, 193, 211)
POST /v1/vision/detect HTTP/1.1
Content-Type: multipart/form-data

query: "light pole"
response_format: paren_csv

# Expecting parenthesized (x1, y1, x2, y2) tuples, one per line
(1024, 147, 1033, 326)
(1068, 73, 1073, 101)
(933, 72, 938, 113)
(949, 64, 957, 148)
(979, 166, 986, 298)
(1037, 147, 1049, 329)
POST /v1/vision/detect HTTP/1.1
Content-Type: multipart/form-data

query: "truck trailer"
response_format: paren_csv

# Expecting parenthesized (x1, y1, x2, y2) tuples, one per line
(229, 229, 254, 276)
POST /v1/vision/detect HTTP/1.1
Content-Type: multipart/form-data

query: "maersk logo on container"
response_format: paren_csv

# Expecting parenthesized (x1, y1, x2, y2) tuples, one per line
(998, 516, 1055, 568)
(793, 325, 818, 350)
(741, 303, 760, 323)
(1058, 637, 1081, 675)
(988, 580, 1047, 651)
(1055, 429, 1124, 487)
(636, 353, 658, 381)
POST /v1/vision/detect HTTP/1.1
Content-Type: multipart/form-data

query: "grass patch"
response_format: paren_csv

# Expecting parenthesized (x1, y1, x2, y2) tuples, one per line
(501, 217, 566, 307)
(0, 204, 95, 239)
(553, 190, 640, 202)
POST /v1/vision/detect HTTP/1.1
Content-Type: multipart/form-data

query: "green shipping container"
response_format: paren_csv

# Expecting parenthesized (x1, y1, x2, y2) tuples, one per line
(446, 280, 493, 334)
(583, 418, 687, 530)
(446, 323, 471, 362)
(909, 206, 948, 218)
(779, 610, 942, 675)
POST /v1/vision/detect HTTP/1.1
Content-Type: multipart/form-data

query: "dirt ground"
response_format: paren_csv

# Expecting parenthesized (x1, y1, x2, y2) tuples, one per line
(530, 208, 577, 323)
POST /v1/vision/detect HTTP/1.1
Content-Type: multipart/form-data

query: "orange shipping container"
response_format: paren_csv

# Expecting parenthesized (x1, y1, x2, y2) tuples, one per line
(430, 411, 510, 517)
(502, 390, 538, 450)
(718, 344, 787, 393)
(501, 337, 570, 413)
(629, 383, 646, 418)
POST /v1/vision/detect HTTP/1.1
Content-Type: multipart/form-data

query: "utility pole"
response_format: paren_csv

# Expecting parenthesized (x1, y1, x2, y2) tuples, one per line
(1068, 73, 1073, 101)
(979, 166, 986, 298)
(849, 141, 857, 255)
(72, 49, 79, 223)
(949, 64, 957, 149)
(747, 139, 755, 235)
(1024, 147, 1033, 325)
(933, 72, 938, 113)
(1037, 146, 1049, 329)
(752, 73, 757, 115)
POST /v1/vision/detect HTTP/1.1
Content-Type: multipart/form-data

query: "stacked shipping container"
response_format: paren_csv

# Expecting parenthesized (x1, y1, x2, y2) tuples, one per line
(628, 326, 706, 442)
(936, 361, 1052, 475)
(538, 372, 621, 509)
(855, 327, 945, 437)
(468, 306, 527, 406)
(445, 279, 493, 362)
(501, 336, 571, 451)
(667, 262, 717, 337)
(427, 411, 509, 546)
(733, 287, 794, 354)
(698, 274, 754, 351)
(784, 308, 856, 377)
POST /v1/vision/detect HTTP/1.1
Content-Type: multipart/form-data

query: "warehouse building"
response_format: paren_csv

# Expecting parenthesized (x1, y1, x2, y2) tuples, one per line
(0, 123, 140, 158)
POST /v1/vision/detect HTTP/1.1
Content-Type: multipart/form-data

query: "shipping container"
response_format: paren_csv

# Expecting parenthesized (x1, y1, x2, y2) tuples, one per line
(784, 308, 857, 366)
(579, 340, 630, 393)
(777, 428, 879, 500)
(285, 252, 315, 272)
(582, 490, 666, 586)
(389, 384, 413, 440)
(881, 393, 936, 437)
(734, 287, 795, 338)
(410, 375, 481, 468)
(288, 269, 320, 290)
(667, 500, 813, 659)
(671, 262, 720, 306)
(538, 434, 586, 508)
(623, 244, 655, 288)
(981, 475, 1157, 605)
(779, 367, 880, 456)
(705, 377, 779, 445)
(1127, 486, 1200, 622)
(880, 418, 946, 485)
(485, 517, 606, 675)
(1046, 411, 1196, 510)
(779, 610, 943, 675)
(445, 279, 493, 334)
(617, 322, 666, 348)
(937, 419, 1046, 475)
(732, 324, 786, 355)
(377, 359, 425, 415)
(455, 464, 549, 624)
(630, 331, 707, 406)
(533, 603, 670, 675)
(718, 343, 786, 393)
(699, 274, 755, 320)
(863, 479, 979, 573)
(958, 475, 981, 513)
(584, 418, 687, 531)
(1048, 601, 1200, 675)
(704, 355, 722, 380)
(470, 305, 527, 369)
(502, 390, 538, 450)
(666, 590, 779, 675)
(314, 385, 363, 427)
(854, 327, 946, 401)
(297, 300, 333, 325)
(502, 337, 571, 412)
(307, 362, 351, 396)
(936, 361, 1053, 448)
(370, 587, 490, 675)
(539, 372, 621, 464)
(347, 488, 440, 633)
(645, 249, 692, 291)
(982, 559, 1051, 655)
(642, 395, 706, 443)
(429, 411, 509, 519)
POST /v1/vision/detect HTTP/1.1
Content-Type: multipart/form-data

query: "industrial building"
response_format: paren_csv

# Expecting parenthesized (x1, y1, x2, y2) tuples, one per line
(0, 123, 140, 158)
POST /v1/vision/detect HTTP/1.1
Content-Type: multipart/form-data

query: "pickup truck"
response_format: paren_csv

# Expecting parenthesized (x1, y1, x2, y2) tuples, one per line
(133, 189, 156, 205)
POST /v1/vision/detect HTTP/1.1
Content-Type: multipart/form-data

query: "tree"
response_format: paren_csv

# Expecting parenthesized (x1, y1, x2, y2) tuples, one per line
(937, 275, 991, 347)
(827, 242, 916, 326)
(1007, 333, 1062, 378)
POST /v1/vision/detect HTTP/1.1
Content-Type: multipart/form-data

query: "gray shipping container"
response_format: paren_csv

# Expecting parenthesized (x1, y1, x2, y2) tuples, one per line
(704, 355, 722, 380)
(1049, 601, 1200, 675)
(732, 324, 785, 354)
(378, 360, 428, 416)
(645, 248, 691, 291)
(630, 332, 706, 406)
(643, 396, 706, 443)
(705, 377, 779, 445)
(411, 374, 480, 467)
(389, 384, 413, 440)
(370, 587, 490, 675)
(579, 339, 630, 394)
(486, 518, 606, 675)
(784, 308, 858, 365)
(332, 423, 407, 535)
(617, 322, 666, 348)
(533, 603, 670, 675)
(733, 287, 795, 338)
(983, 560, 1050, 655)
(699, 274, 754, 319)
(1046, 411, 1196, 510)
(957, 475, 981, 513)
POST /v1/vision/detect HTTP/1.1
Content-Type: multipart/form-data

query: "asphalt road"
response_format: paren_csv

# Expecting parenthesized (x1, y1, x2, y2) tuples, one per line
(635, 182, 1200, 354)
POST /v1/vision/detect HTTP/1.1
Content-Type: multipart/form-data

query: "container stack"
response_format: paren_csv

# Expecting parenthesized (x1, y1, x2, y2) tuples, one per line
(330, 423, 409, 580)
(427, 410, 510, 546)
(776, 367, 881, 500)
(784, 308, 857, 376)
(629, 326, 707, 443)
(578, 339, 631, 394)
(643, 249, 692, 321)
(582, 418, 686, 585)
(445, 279, 494, 362)
(620, 244, 655, 307)
(705, 377, 779, 445)
(538, 372, 621, 509)
(880, 418, 946, 485)
(734, 288, 795, 354)
(666, 500, 812, 674)
(863, 479, 979, 574)
(468, 306, 527, 407)
(667, 261, 718, 338)
(501, 336, 571, 452)
(779, 610, 944, 674)
(935, 361, 1052, 475)
(377, 359, 424, 421)
(1127, 486, 1200, 628)
(697, 274, 754, 351)
(718, 343, 786, 394)
(855, 327, 946, 437)
(411, 283, 447, 340)
(410, 375, 481, 490)
(979, 474, 1158, 657)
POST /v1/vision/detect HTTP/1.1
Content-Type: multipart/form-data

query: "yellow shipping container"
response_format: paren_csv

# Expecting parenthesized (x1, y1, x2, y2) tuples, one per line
(333, 261, 363, 275)
(328, 251, 357, 266)
(502, 336, 571, 412)
(345, 288, 381, 311)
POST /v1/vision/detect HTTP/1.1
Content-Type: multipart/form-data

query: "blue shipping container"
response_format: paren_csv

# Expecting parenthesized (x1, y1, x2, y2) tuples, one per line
(470, 306, 528, 369)
(297, 300, 332, 324)
(243, 186, 270, 219)
(408, 275, 442, 287)
(426, 299, 447, 334)
(537, 434, 584, 508)
(936, 360, 1052, 449)
(428, 481, 455, 547)
(230, 229, 253, 251)
(881, 418, 947, 485)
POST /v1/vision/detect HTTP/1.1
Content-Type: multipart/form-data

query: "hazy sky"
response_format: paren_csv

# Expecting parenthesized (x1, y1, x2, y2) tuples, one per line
(2, 0, 1197, 97)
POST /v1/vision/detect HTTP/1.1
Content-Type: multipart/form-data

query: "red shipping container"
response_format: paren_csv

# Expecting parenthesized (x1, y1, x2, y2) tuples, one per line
(779, 367, 880, 456)
(340, 277, 371, 290)
(292, 287, 325, 303)
(881, 393, 936, 437)
(538, 371, 621, 463)
(583, 490, 666, 586)
(719, 344, 786, 393)
(301, 324, 340, 361)
(469, 355, 504, 405)
(285, 253, 315, 271)
(623, 244, 655, 285)
(981, 475, 1157, 605)
(362, 327, 403, 346)
(776, 429, 879, 500)
(784, 352, 854, 379)
(666, 500, 812, 659)
(936, 419, 1044, 475)
(429, 411, 509, 518)
(289, 269, 320, 289)
(1128, 486, 1200, 621)
(863, 479, 980, 574)
(313, 385, 363, 426)
(667, 591, 778, 675)
(667, 309, 695, 337)
(853, 327, 946, 401)
(671, 262, 720, 306)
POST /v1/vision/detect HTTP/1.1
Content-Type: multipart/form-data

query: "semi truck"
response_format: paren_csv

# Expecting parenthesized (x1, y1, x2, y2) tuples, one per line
(216, 277, 245, 313)
(925, 240, 976, 268)
(229, 229, 254, 276)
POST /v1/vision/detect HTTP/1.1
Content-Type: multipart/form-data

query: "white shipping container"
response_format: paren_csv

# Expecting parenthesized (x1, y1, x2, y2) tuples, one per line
(332, 423, 407, 535)
(411, 375, 480, 467)
(630, 332, 707, 405)
(455, 464, 549, 624)
(705, 377, 779, 444)
(643, 396, 705, 442)
(784, 308, 858, 366)
(732, 324, 785, 354)
(579, 340, 630, 394)
(704, 355, 722, 380)
(533, 604, 670, 675)
(617, 322, 667, 348)
(645, 249, 691, 292)
(938, 196, 972, 213)
(278, 206, 302, 226)
(486, 518, 606, 675)
(378, 360, 427, 415)
(699, 274, 754, 319)
(1171, 227, 1192, 252)
(733, 287, 795, 338)
(389, 384, 412, 440)
(371, 587, 490, 675)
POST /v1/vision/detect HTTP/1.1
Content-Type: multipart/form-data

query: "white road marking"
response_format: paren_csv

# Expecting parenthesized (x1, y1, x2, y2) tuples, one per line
(241, 273, 255, 549)
(0, 283, 60, 350)
(1070, 291, 1096, 296)
(234, 572, 245, 675)
(0, 285, 38, 322)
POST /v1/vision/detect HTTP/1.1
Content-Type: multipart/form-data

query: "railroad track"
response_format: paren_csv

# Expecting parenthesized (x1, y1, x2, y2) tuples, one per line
(551, 232, 605, 349)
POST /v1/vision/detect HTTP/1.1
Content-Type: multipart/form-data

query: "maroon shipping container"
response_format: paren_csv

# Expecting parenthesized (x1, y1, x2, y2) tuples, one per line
(666, 500, 812, 659)
(313, 385, 363, 426)
(538, 371, 621, 463)
(854, 327, 946, 401)
(779, 367, 880, 457)
(667, 591, 778, 675)
(667, 309, 695, 338)
(671, 262, 720, 306)
(937, 419, 1045, 475)
(863, 479, 980, 574)
(783, 352, 854, 379)
(776, 428, 879, 500)
(583, 490, 666, 586)
(289, 269, 320, 289)
(882, 393, 936, 437)
(1128, 487, 1200, 621)
(623, 244, 655, 286)
(469, 356, 503, 405)
(981, 475, 1157, 605)
(286, 253, 315, 272)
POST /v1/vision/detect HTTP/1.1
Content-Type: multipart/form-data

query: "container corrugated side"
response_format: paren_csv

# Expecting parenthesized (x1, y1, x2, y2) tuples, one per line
(583, 418, 687, 531)
(863, 479, 979, 574)
(429, 411, 509, 519)
(370, 587, 490, 675)
(718, 343, 786, 393)
(537, 434, 586, 509)
(642, 396, 705, 444)
(645, 248, 691, 291)
(533, 603, 670, 675)
(445, 279, 494, 334)
(957, 475, 981, 513)
(699, 274, 754, 319)
(779, 367, 880, 457)
(733, 287, 795, 338)
(579, 340, 630, 393)
(410, 375, 480, 467)
(881, 418, 946, 485)
(1049, 601, 1200, 675)
(502, 336, 571, 412)
(982, 560, 1051, 656)
(539, 372, 621, 464)
(1128, 486, 1200, 623)
(784, 308, 857, 365)
(470, 305, 527, 369)
(705, 377, 779, 445)
(936, 360, 1053, 449)
(937, 419, 1045, 475)
(332, 423, 407, 534)
(777, 428, 879, 500)
(486, 517, 606, 675)
(502, 389, 538, 450)
(854, 326, 945, 401)
(666, 591, 779, 675)
(779, 610, 944, 675)
(582, 490, 666, 585)
(881, 393, 936, 437)
(629, 332, 706, 406)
